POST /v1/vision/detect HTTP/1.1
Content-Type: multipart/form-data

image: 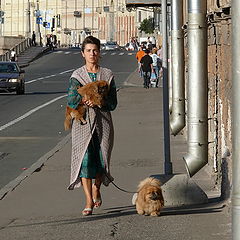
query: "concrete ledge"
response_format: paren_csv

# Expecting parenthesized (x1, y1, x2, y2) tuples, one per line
(132, 174, 208, 207)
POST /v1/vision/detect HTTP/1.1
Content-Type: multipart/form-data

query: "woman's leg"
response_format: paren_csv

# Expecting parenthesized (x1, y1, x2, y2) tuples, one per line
(81, 177, 94, 209)
(92, 174, 102, 208)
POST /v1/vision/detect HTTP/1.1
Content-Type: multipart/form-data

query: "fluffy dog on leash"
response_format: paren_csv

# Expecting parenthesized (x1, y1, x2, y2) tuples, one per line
(135, 177, 164, 216)
(64, 80, 109, 130)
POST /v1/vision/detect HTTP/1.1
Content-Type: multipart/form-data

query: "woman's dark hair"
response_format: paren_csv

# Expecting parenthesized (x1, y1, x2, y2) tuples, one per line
(81, 36, 101, 52)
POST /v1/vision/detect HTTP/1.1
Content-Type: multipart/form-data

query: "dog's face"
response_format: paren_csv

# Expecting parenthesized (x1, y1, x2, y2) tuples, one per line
(143, 186, 163, 202)
(96, 81, 109, 97)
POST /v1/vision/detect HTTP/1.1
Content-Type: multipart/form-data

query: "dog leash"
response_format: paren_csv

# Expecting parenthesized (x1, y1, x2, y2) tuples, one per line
(87, 108, 136, 194)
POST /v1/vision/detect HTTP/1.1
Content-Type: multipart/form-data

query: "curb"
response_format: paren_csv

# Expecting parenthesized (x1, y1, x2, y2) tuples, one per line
(0, 134, 71, 200)
(123, 68, 143, 87)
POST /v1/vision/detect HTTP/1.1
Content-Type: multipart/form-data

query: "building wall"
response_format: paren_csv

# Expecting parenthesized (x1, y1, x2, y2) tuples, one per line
(0, 0, 139, 47)
(183, 0, 232, 198)
(207, 2, 232, 198)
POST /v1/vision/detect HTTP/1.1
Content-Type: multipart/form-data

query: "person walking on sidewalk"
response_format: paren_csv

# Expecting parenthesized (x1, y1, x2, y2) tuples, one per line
(67, 36, 118, 216)
(31, 31, 36, 46)
(150, 48, 161, 88)
(140, 49, 154, 88)
(135, 45, 145, 78)
(10, 49, 17, 62)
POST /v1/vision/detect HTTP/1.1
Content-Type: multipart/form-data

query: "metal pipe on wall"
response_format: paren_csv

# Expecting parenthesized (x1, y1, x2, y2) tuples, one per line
(170, 0, 185, 136)
(168, 4, 172, 114)
(183, 0, 208, 177)
(232, 0, 240, 238)
(168, 39, 172, 112)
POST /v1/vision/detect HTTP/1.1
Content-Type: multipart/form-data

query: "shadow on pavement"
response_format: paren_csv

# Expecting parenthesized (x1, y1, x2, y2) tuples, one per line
(25, 91, 67, 95)
(5, 203, 226, 229)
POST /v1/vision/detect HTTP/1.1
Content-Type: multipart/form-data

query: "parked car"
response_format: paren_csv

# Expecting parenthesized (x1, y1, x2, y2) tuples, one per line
(0, 62, 25, 95)
(105, 41, 120, 51)
(100, 43, 106, 50)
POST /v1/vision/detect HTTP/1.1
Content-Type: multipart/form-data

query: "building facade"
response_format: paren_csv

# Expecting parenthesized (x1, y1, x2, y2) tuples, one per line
(0, 0, 153, 47)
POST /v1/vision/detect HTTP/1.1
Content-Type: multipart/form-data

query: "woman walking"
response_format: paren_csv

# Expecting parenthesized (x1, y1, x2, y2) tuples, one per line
(67, 36, 117, 216)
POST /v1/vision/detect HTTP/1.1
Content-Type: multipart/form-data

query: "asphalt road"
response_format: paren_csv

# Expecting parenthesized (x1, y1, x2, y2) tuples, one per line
(0, 48, 137, 189)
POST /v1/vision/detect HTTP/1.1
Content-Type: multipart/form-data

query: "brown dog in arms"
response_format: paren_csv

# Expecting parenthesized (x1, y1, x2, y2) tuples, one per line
(64, 80, 109, 130)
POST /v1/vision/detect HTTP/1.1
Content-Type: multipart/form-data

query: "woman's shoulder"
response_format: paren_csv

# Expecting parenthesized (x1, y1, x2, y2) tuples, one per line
(100, 67, 113, 74)
(72, 66, 85, 75)
(100, 67, 114, 82)
(71, 66, 86, 80)
(100, 67, 114, 78)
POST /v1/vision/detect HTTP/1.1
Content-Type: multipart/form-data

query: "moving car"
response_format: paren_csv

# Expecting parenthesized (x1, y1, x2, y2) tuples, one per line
(0, 62, 25, 95)
(104, 41, 120, 51)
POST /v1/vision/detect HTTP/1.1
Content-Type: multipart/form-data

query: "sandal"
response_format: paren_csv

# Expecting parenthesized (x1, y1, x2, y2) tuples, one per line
(82, 208, 93, 216)
(93, 198, 102, 209)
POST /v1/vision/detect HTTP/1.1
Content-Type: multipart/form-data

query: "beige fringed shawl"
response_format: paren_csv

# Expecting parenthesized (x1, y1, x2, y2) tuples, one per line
(68, 65, 114, 190)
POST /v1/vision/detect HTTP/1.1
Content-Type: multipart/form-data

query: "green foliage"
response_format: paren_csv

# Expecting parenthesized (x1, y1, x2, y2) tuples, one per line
(138, 18, 154, 34)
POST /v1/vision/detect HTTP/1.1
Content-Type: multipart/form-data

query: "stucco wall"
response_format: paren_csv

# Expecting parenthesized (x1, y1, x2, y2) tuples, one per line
(207, 3, 232, 198)
(0, 36, 25, 54)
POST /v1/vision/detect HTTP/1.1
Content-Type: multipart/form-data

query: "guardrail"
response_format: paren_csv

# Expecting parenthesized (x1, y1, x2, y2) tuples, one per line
(0, 38, 32, 62)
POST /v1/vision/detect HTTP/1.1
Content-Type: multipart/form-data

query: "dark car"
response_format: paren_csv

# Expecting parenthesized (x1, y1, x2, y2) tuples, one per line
(0, 62, 25, 95)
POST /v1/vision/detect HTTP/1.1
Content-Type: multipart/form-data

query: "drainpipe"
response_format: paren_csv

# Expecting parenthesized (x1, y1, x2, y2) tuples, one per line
(170, 0, 185, 136)
(183, 0, 208, 177)
(168, 6, 172, 113)
(168, 40, 173, 113)
(232, 0, 240, 238)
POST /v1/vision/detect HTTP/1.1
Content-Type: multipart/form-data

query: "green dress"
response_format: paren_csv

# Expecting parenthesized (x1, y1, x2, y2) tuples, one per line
(67, 72, 117, 179)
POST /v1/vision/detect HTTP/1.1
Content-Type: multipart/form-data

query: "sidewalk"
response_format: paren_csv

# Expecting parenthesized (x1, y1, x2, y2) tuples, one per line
(17, 46, 49, 68)
(0, 71, 231, 240)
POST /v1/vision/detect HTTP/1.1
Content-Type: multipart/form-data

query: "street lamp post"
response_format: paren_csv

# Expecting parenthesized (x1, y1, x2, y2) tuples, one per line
(109, 1, 115, 41)
(162, 0, 172, 174)
(35, 0, 42, 46)
(26, 0, 31, 38)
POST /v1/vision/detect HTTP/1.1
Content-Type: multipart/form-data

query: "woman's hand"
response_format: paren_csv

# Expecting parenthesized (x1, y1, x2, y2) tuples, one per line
(83, 99, 94, 107)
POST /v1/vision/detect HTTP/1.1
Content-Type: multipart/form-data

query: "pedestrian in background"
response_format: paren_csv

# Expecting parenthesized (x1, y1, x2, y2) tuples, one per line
(150, 48, 161, 88)
(157, 45, 163, 84)
(31, 31, 36, 46)
(140, 49, 153, 88)
(46, 34, 54, 51)
(67, 36, 117, 216)
(146, 37, 153, 51)
(135, 46, 145, 77)
(10, 49, 17, 62)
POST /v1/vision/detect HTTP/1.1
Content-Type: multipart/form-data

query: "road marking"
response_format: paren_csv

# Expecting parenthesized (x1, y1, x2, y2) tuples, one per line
(119, 52, 124, 55)
(55, 51, 63, 54)
(73, 52, 79, 55)
(111, 52, 116, 55)
(0, 137, 57, 140)
(26, 69, 75, 84)
(45, 74, 56, 78)
(101, 52, 107, 55)
(0, 95, 67, 132)
(128, 53, 133, 55)
(59, 69, 75, 75)
(64, 52, 70, 55)
(26, 77, 44, 84)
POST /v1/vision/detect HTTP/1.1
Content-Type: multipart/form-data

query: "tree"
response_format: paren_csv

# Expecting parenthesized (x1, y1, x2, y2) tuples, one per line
(138, 18, 154, 34)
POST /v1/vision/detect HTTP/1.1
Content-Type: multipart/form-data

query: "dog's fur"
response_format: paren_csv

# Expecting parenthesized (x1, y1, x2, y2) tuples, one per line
(64, 80, 109, 130)
(135, 177, 164, 216)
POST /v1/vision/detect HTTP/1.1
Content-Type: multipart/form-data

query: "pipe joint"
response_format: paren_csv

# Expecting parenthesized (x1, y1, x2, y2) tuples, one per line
(170, 116, 186, 136)
(183, 150, 208, 177)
